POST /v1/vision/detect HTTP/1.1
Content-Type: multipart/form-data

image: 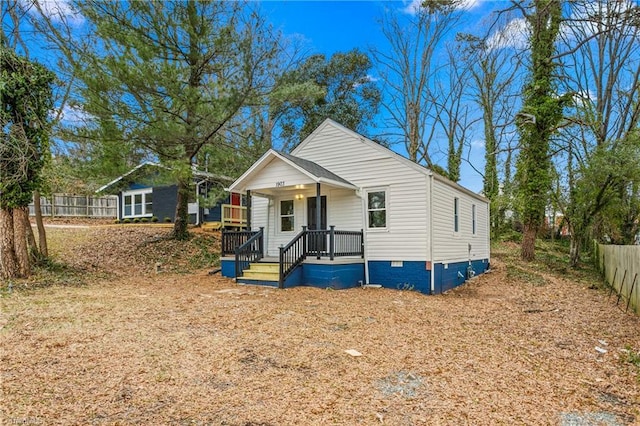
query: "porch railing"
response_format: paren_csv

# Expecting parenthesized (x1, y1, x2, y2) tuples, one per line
(307, 226, 364, 260)
(279, 228, 309, 289)
(279, 226, 364, 288)
(221, 204, 247, 229)
(223, 226, 364, 289)
(234, 227, 264, 279)
(222, 229, 261, 256)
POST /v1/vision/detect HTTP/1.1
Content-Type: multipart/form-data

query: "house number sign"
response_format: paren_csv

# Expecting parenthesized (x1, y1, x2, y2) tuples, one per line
(275, 181, 286, 187)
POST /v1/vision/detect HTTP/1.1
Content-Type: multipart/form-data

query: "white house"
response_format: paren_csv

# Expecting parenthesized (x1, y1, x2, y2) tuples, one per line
(220, 119, 490, 294)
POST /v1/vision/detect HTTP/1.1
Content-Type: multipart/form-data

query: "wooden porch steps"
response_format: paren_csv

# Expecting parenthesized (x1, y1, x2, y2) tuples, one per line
(239, 262, 279, 282)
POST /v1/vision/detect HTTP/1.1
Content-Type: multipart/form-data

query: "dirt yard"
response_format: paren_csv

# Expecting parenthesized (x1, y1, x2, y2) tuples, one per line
(1, 226, 639, 425)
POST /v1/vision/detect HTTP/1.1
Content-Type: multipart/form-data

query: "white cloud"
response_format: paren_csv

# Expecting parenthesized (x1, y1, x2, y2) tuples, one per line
(55, 104, 93, 126)
(470, 138, 484, 149)
(486, 17, 530, 51)
(402, 0, 482, 15)
(25, 0, 85, 26)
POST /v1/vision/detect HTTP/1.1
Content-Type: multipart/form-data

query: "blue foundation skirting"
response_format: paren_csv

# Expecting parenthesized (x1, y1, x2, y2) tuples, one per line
(367, 260, 432, 293)
(301, 262, 364, 289)
(221, 258, 490, 294)
(434, 259, 490, 294)
(221, 258, 236, 278)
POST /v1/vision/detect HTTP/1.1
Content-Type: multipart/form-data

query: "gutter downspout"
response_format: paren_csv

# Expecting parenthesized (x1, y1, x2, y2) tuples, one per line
(356, 187, 369, 285)
(429, 173, 435, 295)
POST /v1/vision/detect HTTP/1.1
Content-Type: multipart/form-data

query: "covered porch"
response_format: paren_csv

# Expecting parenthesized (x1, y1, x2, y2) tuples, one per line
(220, 150, 365, 289)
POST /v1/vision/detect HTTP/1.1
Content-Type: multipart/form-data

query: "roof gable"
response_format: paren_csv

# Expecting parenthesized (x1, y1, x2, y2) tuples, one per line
(228, 149, 356, 193)
(291, 118, 431, 177)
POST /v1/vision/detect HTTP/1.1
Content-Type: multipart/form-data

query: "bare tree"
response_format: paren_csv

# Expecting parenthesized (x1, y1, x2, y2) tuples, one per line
(458, 28, 522, 233)
(430, 44, 479, 182)
(372, 2, 465, 166)
(553, 0, 640, 265)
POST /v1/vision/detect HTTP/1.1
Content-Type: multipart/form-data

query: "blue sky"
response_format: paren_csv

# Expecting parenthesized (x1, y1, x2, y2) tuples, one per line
(260, 1, 510, 192)
(263, 0, 502, 56)
(21, 0, 516, 192)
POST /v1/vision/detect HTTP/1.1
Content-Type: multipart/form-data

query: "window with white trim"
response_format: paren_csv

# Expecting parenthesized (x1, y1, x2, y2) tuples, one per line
(472, 204, 476, 235)
(367, 190, 387, 228)
(123, 189, 153, 218)
(454, 197, 459, 233)
(280, 200, 294, 231)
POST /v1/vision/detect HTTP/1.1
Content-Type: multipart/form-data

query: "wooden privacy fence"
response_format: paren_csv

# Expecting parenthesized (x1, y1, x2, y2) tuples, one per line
(28, 193, 117, 218)
(594, 242, 640, 314)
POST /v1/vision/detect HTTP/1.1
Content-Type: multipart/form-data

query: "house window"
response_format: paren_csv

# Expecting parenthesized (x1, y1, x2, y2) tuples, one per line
(280, 200, 294, 231)
(472, 204, 476, 235)
(454, 197, 459, 233)
(123, 189, 153, 218)
(367, 190, 386, 228)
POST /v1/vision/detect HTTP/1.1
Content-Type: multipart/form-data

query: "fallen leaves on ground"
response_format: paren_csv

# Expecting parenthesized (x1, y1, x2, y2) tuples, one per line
(1, 226, 639, 425)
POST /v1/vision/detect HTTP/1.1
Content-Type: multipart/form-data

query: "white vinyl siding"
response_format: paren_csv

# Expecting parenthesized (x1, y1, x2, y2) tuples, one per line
(243, 120, 489, 263)
(293, 122, 430, 261)
(250, 196, 269, 230)
(245, 158, 315, 191)
(328, 189, 362, 231)
(432, 178, 489, 263)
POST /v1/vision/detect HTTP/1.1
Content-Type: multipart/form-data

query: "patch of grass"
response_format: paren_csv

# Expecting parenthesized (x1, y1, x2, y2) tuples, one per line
(622, 345, 640, 383)
(497, 230, 522, 244)
(624, 346, 640, 366)
(1, 258, 87, 294)
(494, 239, 601, 288)
(187, 234, 220, 269)
(506, 266, 547, 286)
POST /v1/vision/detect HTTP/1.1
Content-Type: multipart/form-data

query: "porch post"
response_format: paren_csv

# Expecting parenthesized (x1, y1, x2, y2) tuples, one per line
(316, 183, 322, 230)
(246, 189, 251, 231)
(316, 182, 322, 260)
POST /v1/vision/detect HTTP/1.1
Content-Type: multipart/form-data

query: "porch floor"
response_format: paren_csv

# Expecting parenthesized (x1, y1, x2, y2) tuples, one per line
(222, 256, 364, 265)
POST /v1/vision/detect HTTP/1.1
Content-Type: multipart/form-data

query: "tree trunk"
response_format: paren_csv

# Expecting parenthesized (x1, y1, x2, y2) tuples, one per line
(173, 179, 191, 240)
(23, 207, 38, 262)
(521, 221, 537, 261)
(13, 207, 31, 277)
(0, 207, 19, 279)
(569, 235, 581, 268)
(34, 190, 48, 257)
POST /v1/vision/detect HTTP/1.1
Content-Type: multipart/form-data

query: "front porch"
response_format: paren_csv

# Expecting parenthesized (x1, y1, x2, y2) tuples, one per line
(221, 227, 365, 289)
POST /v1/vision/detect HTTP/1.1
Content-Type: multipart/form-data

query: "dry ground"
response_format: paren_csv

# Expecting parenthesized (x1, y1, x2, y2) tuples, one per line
(1, 226, 639, 425)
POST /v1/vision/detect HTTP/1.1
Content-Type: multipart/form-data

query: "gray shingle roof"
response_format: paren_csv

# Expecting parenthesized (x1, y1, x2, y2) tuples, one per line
(279, 152, 354, 186)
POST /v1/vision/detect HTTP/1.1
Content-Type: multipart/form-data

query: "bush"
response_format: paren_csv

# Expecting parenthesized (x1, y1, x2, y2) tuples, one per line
(498, 230, 522, 243)
(140, 217, 149, 223)
(151, 216, 159, 223)
(122, 218, 131, 224)
(133, 218, 140, 223)
(114, 219, 120, 224)
(164, 217, 172, 223)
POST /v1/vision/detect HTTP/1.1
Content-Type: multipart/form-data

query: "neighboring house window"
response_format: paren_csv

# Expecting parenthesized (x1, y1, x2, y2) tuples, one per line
(367, 190, 387, 228)
(280, 200, 294, 231)
(123, 189, 153, 218)
(472, 204, 476, 235)
(454, 197, 459, 233)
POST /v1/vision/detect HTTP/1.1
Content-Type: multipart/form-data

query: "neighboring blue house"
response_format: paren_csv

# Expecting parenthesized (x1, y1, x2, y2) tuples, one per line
(96, 162, 246, 228)
(221, 119, 490, 294)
